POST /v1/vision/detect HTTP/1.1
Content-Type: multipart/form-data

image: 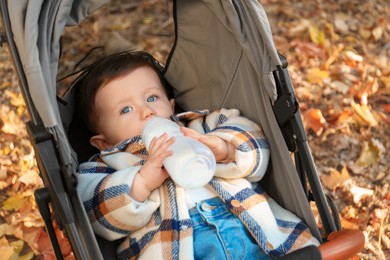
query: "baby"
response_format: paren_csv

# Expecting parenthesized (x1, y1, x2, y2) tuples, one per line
(74, 51, 319, 259)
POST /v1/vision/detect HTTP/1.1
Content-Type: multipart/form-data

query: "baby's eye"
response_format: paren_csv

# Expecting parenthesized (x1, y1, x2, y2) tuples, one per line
(147, 95, 157, 102)
(120, 106, 133, 114)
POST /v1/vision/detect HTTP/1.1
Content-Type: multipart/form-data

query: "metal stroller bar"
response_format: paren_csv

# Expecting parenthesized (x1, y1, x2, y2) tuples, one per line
(272, 54, 338, 236)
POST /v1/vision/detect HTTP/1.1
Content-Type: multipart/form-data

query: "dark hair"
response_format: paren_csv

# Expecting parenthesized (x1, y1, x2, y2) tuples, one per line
(74, 50, 172, 133)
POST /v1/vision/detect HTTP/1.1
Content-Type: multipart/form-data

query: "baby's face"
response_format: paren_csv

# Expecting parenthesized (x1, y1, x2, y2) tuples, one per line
(92, 66, 174, 148)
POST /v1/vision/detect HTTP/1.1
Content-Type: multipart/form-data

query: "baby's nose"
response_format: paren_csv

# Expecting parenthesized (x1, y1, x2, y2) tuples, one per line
(142, 106, 155, 118)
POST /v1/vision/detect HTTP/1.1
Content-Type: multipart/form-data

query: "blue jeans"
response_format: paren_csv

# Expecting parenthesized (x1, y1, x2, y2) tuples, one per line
(189, 197, 270, 260)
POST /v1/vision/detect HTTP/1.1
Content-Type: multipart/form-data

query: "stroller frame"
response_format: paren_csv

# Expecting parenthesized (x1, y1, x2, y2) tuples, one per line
(0, 1, 102, 259)
(0, 0, 364, 259)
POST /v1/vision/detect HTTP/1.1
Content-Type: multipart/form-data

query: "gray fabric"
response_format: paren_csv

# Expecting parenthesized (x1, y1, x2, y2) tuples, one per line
(164, 0, 321, 240)
(7, 0, 107, 169)
(67, 0, 109, 26)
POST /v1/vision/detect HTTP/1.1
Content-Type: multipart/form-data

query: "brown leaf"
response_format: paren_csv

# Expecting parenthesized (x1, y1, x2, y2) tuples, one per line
(372, 26, 384, 41)
(334, 17, 349, 34)
(321, 166, 350, 191)
(381, 104, 390, 114)
(340, 216, 360, 230)
(332, 108, 353, 126)
(0, 237, 14, 259)
(18, 170, 43, 187)
(303, 108, 328, 135)
(291, 40, 326, 59)
(359, 27, 372, 40)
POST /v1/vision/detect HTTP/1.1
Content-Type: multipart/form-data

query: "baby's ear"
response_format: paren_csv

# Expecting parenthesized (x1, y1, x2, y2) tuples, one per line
(170, 99, 175, 110)
(90, 134, 111, 151)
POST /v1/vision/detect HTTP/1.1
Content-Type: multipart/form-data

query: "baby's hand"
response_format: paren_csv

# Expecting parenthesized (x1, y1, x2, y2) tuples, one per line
(140, 133, 174, 190)
(180, 127, 235, 163)
(130, 133, 173, 202)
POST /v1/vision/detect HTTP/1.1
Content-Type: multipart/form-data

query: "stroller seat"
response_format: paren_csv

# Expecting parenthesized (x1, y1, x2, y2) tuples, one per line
(0, 0, 364, 259)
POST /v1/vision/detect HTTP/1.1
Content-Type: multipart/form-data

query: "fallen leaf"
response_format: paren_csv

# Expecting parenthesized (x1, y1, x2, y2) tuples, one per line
(18, 170, 43, 187)
(359, 27, 372, 40)
(35, 229, 56, 260)
(356, 138, 385, 167)
(382, 232, 390, 250)
(372, 26, 383, 41)
(343, 50, 363, 67)
(350, 185, 374, 204)
(381, 104, 390, 114)
(0, 223, 18, 237)
(303, 108, 327, 135)
(334, 17, 349, 34)
(0, 237, 14, 260)
(291, 40, 326, 58)
(321, 166, 350, 190)
(10, 239, 24, 254)
(351, 101, 378, 127)
(289, 19, 310, 35)
(2, 194, 29, 211)
(330, 80, 350, 94)
(377, 112, 390, 125)
(308, 23, 325, 45)
(5, 90, 26, 108)
(0, 168, 7, 180)
(340, 216, 360, 230)
(306, 68, 330, 85)
(371, 208, 388, 223)
(333, 108, 353, 125)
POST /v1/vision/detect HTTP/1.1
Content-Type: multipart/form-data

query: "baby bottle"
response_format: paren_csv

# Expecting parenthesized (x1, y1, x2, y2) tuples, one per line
(142, 117, 216, 189)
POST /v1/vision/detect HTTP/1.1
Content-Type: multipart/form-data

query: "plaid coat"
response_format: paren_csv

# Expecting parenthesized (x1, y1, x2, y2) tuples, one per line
(77, 109, 319, 259)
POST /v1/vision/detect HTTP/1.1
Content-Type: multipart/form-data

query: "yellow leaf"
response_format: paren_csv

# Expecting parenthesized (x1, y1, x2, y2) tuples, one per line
(0, 223, 15, 236)
(306, 68, 330, 85)
(2, 194, 28, 211)
(351, 102, 378, 127)
(356, 139, 385, 167)
(308, 24, 326, 45)
(5, 90, 25, 108)
(10, 240, 24, 254)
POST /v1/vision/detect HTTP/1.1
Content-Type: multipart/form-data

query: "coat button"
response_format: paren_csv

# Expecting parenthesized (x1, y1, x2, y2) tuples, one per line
(266, 242, 274, 250)
(200, 202, 216, 212)
(231, 199, 240, 208)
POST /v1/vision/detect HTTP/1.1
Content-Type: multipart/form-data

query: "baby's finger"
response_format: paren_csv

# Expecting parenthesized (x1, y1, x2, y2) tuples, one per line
(198, 136, 221, 150)
(180, 126, 200, 135)
(148, 133, 169, 149)
(148, 148, 174, 165)
(180, 127, 204, 141)
(149, 135, 175, 154)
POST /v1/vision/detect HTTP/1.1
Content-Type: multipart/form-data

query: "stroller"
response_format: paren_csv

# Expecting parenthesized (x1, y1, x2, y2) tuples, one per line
(0, 0, 365, 259)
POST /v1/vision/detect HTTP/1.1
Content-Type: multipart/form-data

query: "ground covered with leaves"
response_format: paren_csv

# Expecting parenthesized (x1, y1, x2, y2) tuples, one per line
(0, 0, 388, 259)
